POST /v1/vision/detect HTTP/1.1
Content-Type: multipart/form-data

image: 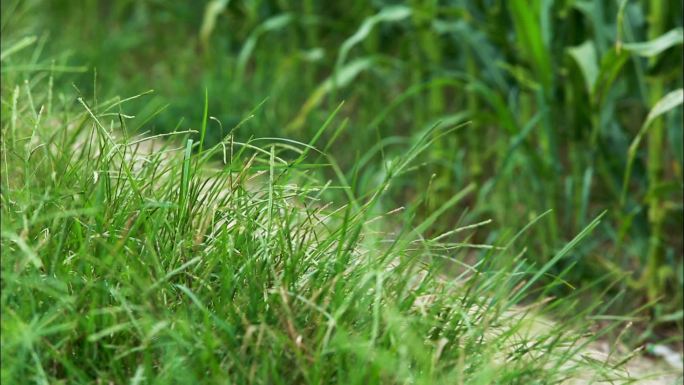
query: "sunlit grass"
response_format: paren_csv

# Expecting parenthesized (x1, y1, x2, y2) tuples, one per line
(1, 52, 663, 384)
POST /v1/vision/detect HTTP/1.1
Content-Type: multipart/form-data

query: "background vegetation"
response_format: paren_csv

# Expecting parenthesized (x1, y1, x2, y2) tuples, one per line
(1, 0, 682, 383)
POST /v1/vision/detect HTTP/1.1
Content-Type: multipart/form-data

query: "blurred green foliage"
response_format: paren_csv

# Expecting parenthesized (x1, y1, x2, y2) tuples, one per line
(2, 0, 682, 332)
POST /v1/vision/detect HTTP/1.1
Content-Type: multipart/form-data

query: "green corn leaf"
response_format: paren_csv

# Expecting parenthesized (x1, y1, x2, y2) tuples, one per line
(509, 0, 553, 90)
(237, 13, 294, 80)
(592, 48, 630, 105)
(336, 6, 411, 71)
(622, 28, 684, 57)
(568, 40, 599, 95)
(199, 0, 230, 49)
(288, 57, 375, 132)
(622, 89, 684, 205)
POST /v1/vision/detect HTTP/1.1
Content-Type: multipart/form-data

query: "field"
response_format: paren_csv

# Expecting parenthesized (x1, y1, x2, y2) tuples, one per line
(1, 0, 683, 384)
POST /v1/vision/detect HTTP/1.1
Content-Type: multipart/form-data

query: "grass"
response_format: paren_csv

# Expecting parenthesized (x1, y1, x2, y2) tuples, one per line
(0, 49, 662, 384)
(1, 0, 683, 383)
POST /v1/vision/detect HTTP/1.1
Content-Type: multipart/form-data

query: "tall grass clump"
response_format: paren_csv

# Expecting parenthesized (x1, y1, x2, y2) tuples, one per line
(4, 43, 674, 384)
